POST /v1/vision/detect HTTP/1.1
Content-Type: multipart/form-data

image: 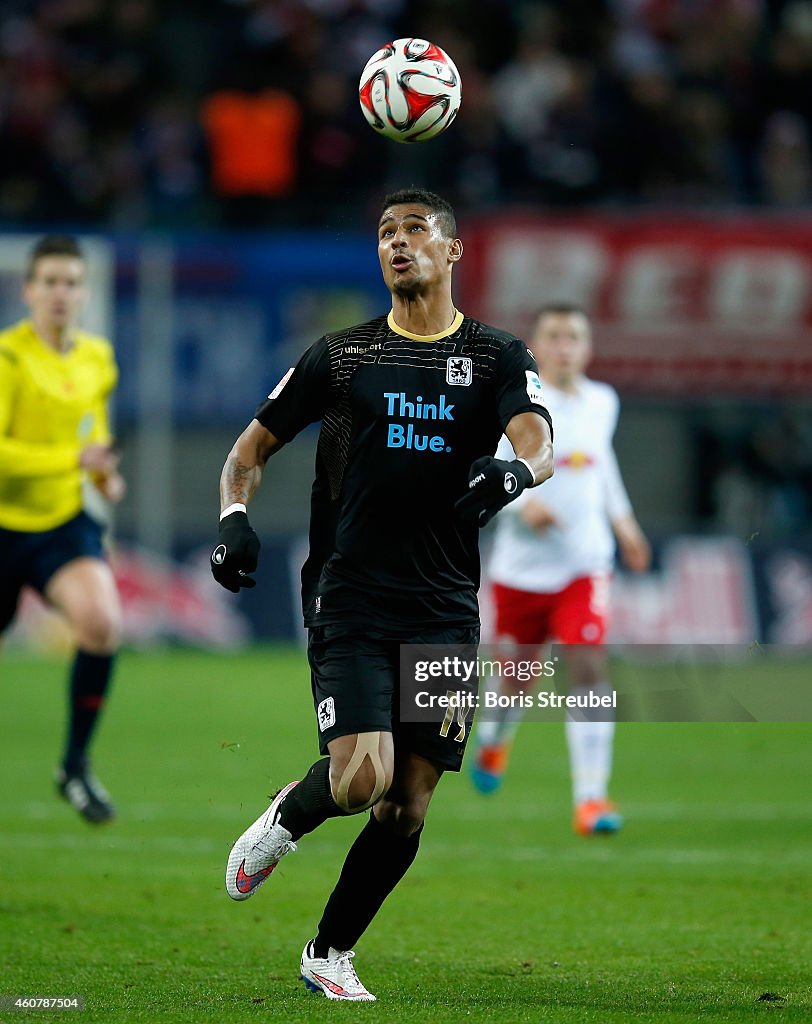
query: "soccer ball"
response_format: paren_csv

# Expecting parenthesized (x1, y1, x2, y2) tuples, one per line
(359, 38, 461, 143)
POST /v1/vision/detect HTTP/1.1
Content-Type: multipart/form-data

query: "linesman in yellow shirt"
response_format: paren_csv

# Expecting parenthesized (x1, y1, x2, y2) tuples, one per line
(0, 236, 125, 823)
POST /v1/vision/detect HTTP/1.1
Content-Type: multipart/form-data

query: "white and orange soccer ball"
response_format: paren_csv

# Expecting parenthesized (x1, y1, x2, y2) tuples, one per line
(359, 38, 461, 143)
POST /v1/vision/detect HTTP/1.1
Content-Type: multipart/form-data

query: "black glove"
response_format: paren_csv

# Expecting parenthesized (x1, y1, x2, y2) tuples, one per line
(211, 511, 261, 592)
(454, 456, 534, 528)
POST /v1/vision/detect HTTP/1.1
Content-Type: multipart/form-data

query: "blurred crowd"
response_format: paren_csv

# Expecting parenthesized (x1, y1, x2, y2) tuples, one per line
(2, 0, 812, 227)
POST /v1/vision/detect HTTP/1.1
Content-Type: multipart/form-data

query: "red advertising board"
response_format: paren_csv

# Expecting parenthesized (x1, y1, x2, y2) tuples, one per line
(457, 213, 812, 395)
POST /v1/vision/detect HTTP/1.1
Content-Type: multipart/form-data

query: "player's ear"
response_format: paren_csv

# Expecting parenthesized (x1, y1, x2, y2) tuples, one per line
(448, 239, 463, 263)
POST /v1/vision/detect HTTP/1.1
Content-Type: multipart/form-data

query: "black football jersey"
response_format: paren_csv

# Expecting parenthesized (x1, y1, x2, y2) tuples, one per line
(255, 312, 552, 636)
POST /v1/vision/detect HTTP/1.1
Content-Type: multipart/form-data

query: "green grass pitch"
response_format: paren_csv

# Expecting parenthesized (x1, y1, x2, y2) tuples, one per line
(1, 646, 810, 1023)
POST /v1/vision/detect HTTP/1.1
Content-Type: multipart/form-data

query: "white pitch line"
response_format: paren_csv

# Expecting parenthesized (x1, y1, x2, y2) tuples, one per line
(0, 801, 287, 823)
(3, 799, 810, 825)
(440, 800, 812, 823)
(0, 832, 224, 855)
(0, 832, 808, 869)
(426, 842, 812, 867)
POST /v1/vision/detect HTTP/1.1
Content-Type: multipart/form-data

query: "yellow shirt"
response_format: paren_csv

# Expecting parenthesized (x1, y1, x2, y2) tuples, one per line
(0, 319, 118, 532)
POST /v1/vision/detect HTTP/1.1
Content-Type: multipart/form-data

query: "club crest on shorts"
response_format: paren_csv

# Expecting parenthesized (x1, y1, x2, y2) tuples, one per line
(317, 697, 335, 732)
(446, 356, 472, 386)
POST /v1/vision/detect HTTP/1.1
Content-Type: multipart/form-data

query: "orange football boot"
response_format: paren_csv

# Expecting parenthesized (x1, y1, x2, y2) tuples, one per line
(470, 743, 511, 794)
(574, 798, 623, 835)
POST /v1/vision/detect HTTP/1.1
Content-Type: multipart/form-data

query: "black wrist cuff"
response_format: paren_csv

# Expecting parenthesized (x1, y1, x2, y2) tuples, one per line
(219, 510, 249, 529)
(511, 459, 534, 489)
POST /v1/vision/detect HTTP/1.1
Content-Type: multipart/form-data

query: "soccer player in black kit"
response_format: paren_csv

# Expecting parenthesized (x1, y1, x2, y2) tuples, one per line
(211, 188, 554, 1001)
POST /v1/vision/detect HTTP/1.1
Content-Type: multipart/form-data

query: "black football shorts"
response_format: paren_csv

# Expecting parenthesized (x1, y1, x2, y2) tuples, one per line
(307, 623, 480, 771)
(0, 512, 105, 633)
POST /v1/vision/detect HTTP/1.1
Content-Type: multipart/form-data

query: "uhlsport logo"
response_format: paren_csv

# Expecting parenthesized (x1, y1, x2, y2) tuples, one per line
(212, 544, 226, 565)
(446, 356, 472, 386)
(504, 472, 518, 494)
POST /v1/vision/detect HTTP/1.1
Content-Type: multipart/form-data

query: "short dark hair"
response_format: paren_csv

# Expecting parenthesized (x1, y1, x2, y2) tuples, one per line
(381, 188, 457, 239)
(26, 235, 84, 280)
(537, 302, 588, 321)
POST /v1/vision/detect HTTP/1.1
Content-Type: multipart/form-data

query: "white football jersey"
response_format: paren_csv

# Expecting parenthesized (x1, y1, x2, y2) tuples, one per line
(489, 376, 632, 593)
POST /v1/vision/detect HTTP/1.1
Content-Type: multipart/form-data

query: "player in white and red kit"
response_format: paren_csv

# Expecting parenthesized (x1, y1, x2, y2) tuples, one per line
(471, 304, 650, 835)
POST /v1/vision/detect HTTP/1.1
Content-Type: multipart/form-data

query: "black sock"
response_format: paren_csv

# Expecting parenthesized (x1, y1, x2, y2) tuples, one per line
(314, 812, 423, 956)
(63, 650, 114, 773)
(277, 758, 345, 841)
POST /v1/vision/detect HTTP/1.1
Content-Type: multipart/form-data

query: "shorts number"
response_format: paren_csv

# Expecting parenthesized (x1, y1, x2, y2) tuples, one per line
(438, 690, 470, 743)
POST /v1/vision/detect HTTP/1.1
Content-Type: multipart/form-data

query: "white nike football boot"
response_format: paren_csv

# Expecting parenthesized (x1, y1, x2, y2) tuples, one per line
(300, 940, 376, 1001)
(225, 781, 298, 901)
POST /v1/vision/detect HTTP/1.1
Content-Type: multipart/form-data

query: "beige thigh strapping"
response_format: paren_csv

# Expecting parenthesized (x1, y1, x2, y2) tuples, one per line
(334, 731, 388, 811)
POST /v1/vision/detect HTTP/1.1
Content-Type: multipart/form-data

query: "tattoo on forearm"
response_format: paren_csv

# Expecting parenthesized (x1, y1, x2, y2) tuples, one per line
(221, 456, 260, 506)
